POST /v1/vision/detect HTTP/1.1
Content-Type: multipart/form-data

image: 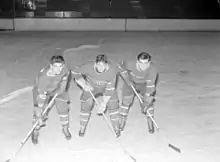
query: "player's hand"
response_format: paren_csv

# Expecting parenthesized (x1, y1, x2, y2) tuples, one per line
(120, 69, 129, 80)
(36, 117, 46, 128)
(36, 92, 47, 108)
(83, 84, 94, 92)
(34, 101, 45, 109)
(96, 101, 107, 115)
(120, 70, 133, 86)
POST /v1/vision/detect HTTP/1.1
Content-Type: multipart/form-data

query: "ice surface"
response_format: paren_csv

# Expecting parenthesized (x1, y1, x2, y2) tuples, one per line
(0, 31, 220, 162)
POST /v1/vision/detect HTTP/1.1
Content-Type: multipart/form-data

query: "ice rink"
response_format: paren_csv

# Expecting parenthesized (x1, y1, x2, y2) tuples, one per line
(0, 31, 220, 162)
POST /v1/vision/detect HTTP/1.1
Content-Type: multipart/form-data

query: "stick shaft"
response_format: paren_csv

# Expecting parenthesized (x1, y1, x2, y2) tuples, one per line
(130, 84, 160, 129)
(88, 89, 136, 161)
(4, 93, 58, 162)
(119, 74, 181, 153)
(88, 89, 117, 137)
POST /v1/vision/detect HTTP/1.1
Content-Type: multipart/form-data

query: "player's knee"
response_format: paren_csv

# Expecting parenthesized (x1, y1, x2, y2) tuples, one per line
(57, 105, 70, 114)
(33, 107, 42, 116)
(81, 99, 93, 112)
(108, 99, 119, 109)
(80, 91, 91, 101)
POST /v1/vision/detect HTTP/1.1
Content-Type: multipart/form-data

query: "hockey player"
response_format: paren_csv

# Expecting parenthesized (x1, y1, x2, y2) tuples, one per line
(32, 55, 72, 144)
(119, 52, 159, 134)
(71, 54, 121, 137)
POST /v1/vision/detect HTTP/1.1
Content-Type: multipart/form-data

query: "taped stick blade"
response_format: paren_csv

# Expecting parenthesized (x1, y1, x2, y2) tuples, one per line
(168, 144, 181, 153)
(4, 158, 11, 162)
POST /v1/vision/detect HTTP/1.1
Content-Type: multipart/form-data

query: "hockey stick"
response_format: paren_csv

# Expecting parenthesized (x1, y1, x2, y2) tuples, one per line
(129, 84, 181, 153)
(4, 93, 58, 162)
(119, 74, 181, 153)
(87, 89, 136, 162)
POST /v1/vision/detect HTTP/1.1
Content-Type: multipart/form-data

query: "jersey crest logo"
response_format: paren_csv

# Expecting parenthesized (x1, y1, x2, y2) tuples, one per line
(96, 80, 107, 85)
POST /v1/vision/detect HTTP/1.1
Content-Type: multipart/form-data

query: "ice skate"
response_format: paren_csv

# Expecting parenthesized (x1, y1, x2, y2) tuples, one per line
(119, 118, 126, 131)
(31, 129, 39, 145)
(78, 125, 87, 137)
(148, 120, 155, 134)
(62, 125, 72, 140)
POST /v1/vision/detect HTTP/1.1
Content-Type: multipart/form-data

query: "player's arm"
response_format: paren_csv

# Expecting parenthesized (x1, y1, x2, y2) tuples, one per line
(33, 75, 39, 107)
(118, 59, 127, 73)
(145, 67, 158, 97)
(118, 60, 133, 86)
(102, 68, 118, 104)
(102, 82, 115, 106)
(104, 79, 116, 97)
(33, 69, 47, 108)
(55, 68, 71, 94)
(71, 64, 93, 91)
(71, 65, 87, 88)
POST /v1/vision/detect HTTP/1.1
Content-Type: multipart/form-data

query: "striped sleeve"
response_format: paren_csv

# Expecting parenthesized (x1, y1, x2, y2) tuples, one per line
(56, 69, 71, 93)
(104, 66, 118, 96)
(145, 67, 158, 96)
(104, 80, 116, 96)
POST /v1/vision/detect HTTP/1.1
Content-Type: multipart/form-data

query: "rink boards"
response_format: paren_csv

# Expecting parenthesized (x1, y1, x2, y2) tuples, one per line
(1, 18, 220, 31)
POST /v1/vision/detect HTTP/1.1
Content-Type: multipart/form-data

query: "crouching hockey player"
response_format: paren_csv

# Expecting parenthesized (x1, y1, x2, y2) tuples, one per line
(119, 52, 159, 134)
(32, 55, 72, 144)
(71, 54, 121, 137)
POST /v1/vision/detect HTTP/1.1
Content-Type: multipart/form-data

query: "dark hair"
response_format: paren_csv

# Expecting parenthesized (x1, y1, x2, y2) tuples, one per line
(96, 54, 108, 63)
(50, 55, 65, 64)
(137, 52, 151, 62)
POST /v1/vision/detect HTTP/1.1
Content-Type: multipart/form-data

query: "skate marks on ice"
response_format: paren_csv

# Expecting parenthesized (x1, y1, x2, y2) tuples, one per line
(0, 92, 33, 162)
(63, 39, 124, 70)
(0, 86, 33, 105)
(70, 148, 136, 162)
(2, 33, 220, 162)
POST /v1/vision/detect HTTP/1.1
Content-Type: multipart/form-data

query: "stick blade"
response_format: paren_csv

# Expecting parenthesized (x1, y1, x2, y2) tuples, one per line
(168, 144, 181, 153)
(4, 159, 11, 162)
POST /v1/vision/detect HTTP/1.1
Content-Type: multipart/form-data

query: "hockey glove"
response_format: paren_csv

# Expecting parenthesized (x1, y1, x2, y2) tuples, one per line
(96, 100, 107, 115)
(96, 96, 111, 115)
(75, 78, 94, 92)
(120, 70, 133, 86)
(142, 96, 154, 115)
(37, 92, 47, 107)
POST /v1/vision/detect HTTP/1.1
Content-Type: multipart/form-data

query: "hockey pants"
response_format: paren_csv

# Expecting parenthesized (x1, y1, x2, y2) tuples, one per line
(80, 88, 120, 133)
(120, 83, 155, 129)
(32, 92, 70, 130)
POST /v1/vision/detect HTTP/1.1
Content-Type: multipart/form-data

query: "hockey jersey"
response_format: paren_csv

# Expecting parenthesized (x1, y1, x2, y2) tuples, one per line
(33, 65, 70, 95)
(120, 59, 158, 96)
(71, 61, 119, 96)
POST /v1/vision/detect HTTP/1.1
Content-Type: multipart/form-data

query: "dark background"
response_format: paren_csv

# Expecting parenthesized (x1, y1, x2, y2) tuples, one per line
(0, 0, 220, 18)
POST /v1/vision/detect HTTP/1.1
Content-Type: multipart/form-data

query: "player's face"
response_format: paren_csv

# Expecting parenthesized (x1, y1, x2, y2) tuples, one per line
(137, 59, 150, 70)
(96, 62, 107, 73)
(50, 62, 64, 74)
